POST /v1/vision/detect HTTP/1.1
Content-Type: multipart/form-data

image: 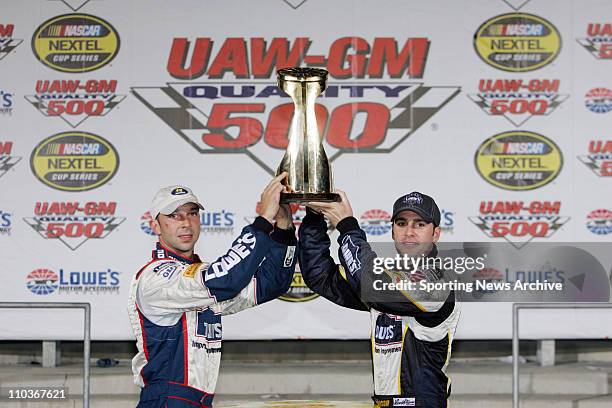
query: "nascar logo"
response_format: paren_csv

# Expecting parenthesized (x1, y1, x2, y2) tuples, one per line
(469, 200, 570, 249)
(23, 201, 125, 250)
(577, 23, 612, 59)
(25, 79, 126, 127)
(578, 140, 612, 177)
(0, 24, 23, 62)
(0, 141, 22, 179)
(469, 79, 568, 126)
(132, 36, 459, 174)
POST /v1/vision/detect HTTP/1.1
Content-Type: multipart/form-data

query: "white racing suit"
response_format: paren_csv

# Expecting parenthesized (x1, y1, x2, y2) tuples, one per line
(128, 217, 296, 407)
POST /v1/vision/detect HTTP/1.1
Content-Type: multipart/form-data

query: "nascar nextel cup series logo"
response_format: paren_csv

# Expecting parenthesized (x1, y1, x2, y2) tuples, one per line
(585, 88, 612, 114)
(475, 131, 562, 191)
(30, 131, 119, 192)
(579, 140, 612, 177)
(468, 79, 568, 127)
(470, 200, 570, 249)
(132, 37, 460, 174)
(279, 264, 319, 303)
(0, 24, 23, 62)
(577, 23, 612, 60)
(586, 209, 612, 236)
(23, 201, 125, 250)
(27, 267, 120, 295)
(32, 13, 119, 73)
(474, 13, 561, 72)
(0, 141, 22, 180)
(25, 79, 126, 128)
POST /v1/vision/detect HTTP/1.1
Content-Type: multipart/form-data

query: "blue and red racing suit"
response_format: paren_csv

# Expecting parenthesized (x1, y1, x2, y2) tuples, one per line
(128, 217, 296, 407)
(299, 211, 460, 408)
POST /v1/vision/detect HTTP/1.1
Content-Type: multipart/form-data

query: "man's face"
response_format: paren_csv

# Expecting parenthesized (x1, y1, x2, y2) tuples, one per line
(151, 203, 201, 257)
(392, 210, 441, 257)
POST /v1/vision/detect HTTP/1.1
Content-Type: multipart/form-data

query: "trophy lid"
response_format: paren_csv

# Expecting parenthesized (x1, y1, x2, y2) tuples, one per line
(277, 67, 328, 82)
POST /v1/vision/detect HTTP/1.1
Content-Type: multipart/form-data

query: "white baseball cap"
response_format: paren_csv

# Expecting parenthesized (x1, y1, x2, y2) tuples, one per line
(150, 185, 204, 218)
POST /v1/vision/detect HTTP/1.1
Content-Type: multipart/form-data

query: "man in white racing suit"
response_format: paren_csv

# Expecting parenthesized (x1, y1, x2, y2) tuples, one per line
(128, 174, 296, 408)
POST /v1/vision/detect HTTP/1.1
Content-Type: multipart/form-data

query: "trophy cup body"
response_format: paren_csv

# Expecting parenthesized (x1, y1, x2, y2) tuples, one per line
(276, 67, 340, 203)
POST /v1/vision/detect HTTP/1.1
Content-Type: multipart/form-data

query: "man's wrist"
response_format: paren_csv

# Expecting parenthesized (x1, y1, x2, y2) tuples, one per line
(336, 216, 360, 234)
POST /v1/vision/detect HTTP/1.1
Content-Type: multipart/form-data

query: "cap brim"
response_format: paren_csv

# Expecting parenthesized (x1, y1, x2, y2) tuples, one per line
(158, 199, 204, 216)
(391, 206, 434, 224)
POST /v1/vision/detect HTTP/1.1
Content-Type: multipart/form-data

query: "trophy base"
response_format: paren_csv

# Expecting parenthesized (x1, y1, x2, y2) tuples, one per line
(280, 192, 341, 204)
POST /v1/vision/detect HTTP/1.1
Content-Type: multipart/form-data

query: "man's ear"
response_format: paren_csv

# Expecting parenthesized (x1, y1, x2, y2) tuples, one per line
(150, 217, 162, 236)
(432, 225, 441, 243)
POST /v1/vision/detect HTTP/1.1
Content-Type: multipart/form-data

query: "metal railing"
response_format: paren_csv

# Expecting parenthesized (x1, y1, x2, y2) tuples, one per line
(0, 302, 91, 408)
(512, 302, 612, 408)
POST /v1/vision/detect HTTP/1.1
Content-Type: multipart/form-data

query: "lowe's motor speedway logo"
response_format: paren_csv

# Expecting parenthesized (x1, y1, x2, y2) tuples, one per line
(27, 267, 120, 295)
(469, 200, 570, 249)
(577, 23, 612, 60)
(360, 209, 391, 236)
(578, 140, 612, 177)
(468, 78, 568, 127)
(0, 210, 12, 235)
(24, 201, 125, 250)
(25, 79, 126, 128)
(586, 209, 612, 236)
(585, 88, 612, 114)
(132, 37, 460, 174)
(0, 141, 22, 180)
(0, 90, 14, 115)
(0, 24, 23, 62)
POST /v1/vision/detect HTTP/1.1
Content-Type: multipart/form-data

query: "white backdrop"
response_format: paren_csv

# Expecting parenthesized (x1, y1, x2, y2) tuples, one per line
(0, 0, 611, 340)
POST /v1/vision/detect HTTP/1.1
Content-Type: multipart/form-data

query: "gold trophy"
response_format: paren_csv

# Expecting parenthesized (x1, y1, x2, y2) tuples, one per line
(276, 67, 340, 203)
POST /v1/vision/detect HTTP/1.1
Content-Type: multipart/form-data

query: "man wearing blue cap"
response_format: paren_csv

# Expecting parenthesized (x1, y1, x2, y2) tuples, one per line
(300, 191, 460, 408)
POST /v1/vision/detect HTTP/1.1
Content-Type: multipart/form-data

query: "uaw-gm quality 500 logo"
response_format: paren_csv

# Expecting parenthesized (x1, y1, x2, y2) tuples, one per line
(0, 24, 23, 62)
(25, 79, 126, 128)
(30, 131, 119, 191)
(469, 79, 568, 126)
(132, 37, 459, 174)
(577, 23, 612, 60)
(586, 209, 612, 236)
(24, 201, 125, 250)
(470, 200, 570, 249)
(475, 131, 562, 191)
(0, 141, 22, 180)
(474, 13, 561, 72)
(27, 267, 120, 295)
(32, 13, 119, 73)
(579, 140, 612, 177)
